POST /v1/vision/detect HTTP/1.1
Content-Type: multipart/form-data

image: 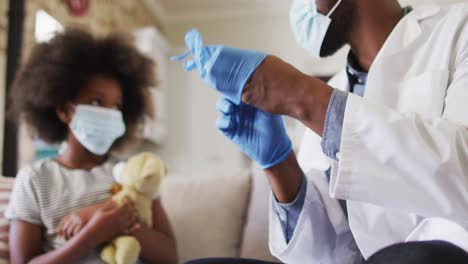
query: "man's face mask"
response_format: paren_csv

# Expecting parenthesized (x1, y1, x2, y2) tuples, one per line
(69, 104, 126, 156)
(290, 0, 343, 58)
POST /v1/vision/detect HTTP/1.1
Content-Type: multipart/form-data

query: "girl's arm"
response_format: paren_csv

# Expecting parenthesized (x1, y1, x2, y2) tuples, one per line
(9, 221, 42, 264)
(132, 199, 178, 264)
(10, 220, 96, 264)
(10, 201, 137, 264)
(58, 202, 107, 240)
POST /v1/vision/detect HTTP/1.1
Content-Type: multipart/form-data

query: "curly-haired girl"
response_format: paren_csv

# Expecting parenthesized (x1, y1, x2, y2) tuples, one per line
(5, 28, 177, 264)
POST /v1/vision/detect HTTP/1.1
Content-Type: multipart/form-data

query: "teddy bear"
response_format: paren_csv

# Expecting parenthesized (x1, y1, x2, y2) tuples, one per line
(100, 152, 168, 264)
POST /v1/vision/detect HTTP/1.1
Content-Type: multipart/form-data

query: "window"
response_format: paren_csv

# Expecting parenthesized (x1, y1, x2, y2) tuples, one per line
(35, 10, 63, 43)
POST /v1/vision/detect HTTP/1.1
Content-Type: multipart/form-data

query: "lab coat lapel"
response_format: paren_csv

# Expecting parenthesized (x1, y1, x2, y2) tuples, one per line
(364, 6, 441, 107)
(343, 6, 446, 258)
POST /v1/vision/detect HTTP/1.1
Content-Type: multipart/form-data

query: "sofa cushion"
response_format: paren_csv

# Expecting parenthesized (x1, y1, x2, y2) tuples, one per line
(239, 164, 279, 262)
(160, 171, 251, 263)
(0, 177, 14, 264)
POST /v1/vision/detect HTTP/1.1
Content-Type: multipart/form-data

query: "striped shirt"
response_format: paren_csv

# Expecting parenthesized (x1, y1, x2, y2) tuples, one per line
(5, 158, 118, 263)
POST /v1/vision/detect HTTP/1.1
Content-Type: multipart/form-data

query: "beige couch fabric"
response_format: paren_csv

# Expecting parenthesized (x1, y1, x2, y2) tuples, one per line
(160, 172, 251, 263)
(239, 165, 279, 262)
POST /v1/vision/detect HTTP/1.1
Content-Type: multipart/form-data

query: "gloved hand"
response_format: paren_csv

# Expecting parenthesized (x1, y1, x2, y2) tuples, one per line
(216, 97, 292, 169)
(171, 29, 267, 104)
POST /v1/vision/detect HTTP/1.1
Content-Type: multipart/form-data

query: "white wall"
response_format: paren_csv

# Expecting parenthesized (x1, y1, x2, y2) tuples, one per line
(155, 60, 246, 175)
(156, 0, 466, 176)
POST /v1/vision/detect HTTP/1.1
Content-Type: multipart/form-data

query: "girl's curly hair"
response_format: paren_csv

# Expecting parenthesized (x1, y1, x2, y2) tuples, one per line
(9, 28, 156, 149)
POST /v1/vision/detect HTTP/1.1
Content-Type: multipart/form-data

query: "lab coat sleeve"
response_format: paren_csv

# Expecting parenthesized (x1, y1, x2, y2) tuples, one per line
(331, 68, 468, 225)
(269, 169, 362, 264)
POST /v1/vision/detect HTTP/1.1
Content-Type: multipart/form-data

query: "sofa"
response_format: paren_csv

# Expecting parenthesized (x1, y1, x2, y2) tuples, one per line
(0, 164, 279, 264)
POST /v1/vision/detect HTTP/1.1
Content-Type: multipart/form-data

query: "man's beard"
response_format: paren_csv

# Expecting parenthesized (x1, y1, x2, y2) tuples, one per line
(320, 1, 356, 57)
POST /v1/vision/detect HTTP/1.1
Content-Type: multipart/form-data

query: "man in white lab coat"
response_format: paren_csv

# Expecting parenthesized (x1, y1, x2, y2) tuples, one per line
(178, 0, 468, 263)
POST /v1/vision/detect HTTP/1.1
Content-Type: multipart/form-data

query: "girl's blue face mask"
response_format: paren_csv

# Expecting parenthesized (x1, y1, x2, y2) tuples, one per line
(290, 0, 343, 58)
(69, 104, 126, 156)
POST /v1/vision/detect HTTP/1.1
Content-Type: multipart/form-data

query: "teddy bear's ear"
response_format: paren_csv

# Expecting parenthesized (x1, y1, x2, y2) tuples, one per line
(113, 162, 126, 184)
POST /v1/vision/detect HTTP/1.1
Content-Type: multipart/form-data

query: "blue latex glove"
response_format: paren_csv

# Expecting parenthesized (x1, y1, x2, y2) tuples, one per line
(216, 98, 292, 169)
(171, 29, 267, 104)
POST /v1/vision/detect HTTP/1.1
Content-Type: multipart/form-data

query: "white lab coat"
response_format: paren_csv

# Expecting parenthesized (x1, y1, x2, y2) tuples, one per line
(269, 4, 468, 263)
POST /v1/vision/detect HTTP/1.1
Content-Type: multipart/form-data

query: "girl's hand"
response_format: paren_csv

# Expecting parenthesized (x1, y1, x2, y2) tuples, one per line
(57, 201, 112, 240)
(58, 211, 87, 240)
(58, 206, 96, 240)
(86, 200, 139, 245)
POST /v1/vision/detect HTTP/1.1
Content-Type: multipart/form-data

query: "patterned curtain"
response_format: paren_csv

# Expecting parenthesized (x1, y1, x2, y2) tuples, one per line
(0, 1, 8, 171)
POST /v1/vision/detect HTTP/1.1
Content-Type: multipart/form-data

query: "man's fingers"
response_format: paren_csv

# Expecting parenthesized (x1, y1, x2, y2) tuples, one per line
(184, 60, 197, 71)
(216, 116, 233, 132)
(185, 29, 204, 54)
(170, 51, 190, 62)
(216, 98, 238, 136)
(216, 98, 235, 114)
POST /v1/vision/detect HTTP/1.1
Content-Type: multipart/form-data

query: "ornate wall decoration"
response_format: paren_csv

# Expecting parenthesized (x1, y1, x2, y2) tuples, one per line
(22, 0, 163, 57)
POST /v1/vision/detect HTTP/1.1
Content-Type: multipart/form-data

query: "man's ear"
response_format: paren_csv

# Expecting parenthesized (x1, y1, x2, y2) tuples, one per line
(56, 103, 73, 124)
